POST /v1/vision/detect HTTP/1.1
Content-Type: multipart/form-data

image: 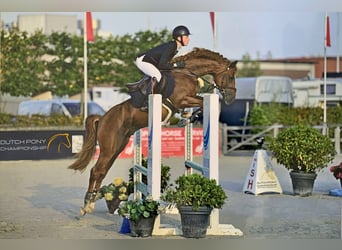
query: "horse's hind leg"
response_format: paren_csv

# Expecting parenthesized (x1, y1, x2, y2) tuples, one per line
(80, 134, 132, 216)
(80, 155, 114, 215)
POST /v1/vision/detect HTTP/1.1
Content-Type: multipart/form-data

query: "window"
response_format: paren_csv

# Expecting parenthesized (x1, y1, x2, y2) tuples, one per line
(63, 102, 105, 116)
(320, 84, 336, 95)
(88, 103, 105, 115)
(51, 103, 64, 115)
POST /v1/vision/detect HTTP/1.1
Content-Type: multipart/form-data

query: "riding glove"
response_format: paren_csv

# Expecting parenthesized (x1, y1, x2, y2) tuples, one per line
(173, 61, 185, 68)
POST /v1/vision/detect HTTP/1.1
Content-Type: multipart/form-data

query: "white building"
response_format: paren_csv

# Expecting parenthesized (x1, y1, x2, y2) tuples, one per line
(292, 79, 342, 108)
(18, 14, 78, 35)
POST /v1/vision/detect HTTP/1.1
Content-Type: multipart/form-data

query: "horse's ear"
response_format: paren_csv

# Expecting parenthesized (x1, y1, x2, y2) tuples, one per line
(228, 60, 238, 69)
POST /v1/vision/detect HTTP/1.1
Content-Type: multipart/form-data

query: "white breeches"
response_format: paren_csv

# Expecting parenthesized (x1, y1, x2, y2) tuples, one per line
(135, 55, 162, 82)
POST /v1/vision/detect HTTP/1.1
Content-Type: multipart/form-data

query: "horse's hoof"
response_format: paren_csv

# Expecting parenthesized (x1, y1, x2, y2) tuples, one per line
(190, 115, 199, 123)
(80, 207, 87, 216)
(88, 202, 95, 213)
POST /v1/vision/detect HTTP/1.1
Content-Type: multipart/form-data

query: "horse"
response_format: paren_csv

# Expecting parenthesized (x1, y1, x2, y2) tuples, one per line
(67, 48, 238, 215)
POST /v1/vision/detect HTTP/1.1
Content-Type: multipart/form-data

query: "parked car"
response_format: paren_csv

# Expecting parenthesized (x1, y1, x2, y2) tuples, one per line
(17, 99, 105, 117)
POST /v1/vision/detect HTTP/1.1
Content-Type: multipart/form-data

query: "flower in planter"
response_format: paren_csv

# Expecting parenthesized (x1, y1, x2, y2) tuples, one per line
(99, 177, 133, 202)
(95, 156, 171, 214)
(330, 162, 342, 180)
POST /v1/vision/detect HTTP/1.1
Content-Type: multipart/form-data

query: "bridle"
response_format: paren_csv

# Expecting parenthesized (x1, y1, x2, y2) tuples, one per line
(174, 67, 236, 93)
(211, 67, 237, 93)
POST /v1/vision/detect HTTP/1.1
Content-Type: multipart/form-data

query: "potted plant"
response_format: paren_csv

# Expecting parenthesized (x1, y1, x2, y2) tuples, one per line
(268, 125, 336, 196)
(118, 196, 160, 237)
(96, 177, 133, 214)
(95, 157, 171, 214)
(161, 173, 227, 238)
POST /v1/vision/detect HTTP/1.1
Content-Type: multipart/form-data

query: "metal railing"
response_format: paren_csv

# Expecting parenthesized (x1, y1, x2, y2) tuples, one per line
(220, 124, 341, 155)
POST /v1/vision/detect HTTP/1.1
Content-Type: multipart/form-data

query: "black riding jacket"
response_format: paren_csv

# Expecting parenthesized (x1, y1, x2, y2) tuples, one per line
(137, 41, 178, 70)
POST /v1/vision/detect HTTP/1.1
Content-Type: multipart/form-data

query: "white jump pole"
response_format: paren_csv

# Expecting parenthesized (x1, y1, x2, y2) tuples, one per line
(147, 94, 180, 235)
(147, 94, 162, 200)
(184, 94, 243, 236)
(203, 94, 219, 181)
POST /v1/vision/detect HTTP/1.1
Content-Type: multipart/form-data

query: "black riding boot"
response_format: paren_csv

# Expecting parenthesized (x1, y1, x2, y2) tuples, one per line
(140, 77, 158, 112)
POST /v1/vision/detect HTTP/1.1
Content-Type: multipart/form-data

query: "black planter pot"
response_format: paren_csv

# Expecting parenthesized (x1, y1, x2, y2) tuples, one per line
(178, 206, 212, 238)
(129, 215, 157, 237)
(105, 198, 121, 214)
(289, 171, 317, 196)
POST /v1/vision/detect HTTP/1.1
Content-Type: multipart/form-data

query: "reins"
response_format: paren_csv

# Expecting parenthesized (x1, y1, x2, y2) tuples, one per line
(173, 68, 236, 93)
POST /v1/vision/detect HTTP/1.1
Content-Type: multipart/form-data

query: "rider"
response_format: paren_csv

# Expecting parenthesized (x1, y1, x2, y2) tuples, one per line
(135, 25, 191, 111)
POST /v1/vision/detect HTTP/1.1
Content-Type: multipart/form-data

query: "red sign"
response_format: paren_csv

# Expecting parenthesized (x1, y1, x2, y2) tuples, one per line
(118, 127, 203, 158)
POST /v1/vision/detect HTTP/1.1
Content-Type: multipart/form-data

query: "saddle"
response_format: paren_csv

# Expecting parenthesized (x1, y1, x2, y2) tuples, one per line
(126, 75, 151, 95)
(126, 72, 175, 108)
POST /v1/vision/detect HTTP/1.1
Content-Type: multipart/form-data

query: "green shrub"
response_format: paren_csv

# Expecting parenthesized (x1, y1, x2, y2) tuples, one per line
(269, 125, 336, 173)
(161, 173, 227, 210)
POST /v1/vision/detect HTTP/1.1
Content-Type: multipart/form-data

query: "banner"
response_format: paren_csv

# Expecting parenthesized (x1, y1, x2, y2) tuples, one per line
(0, 128, 205, 160)
(0, 130, 84, 160)
(118, 127, 203, 158)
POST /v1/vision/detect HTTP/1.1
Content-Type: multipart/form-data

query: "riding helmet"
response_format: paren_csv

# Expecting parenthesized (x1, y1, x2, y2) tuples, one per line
(172, 25, 191, 39)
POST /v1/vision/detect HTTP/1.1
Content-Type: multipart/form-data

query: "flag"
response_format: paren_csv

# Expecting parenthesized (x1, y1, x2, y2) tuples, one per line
(325, 15, 331, 47)
(209, 12, 215, 38)
(86, 12, 94, 42)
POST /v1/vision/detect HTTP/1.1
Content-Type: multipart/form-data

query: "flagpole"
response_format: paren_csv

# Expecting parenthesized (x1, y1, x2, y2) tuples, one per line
(213, 13, 217, 51)
(337, 13, 340, 73)
(323, 44, 327, 135)
(83, 12, 88, 125)
(323, 12, 329, 135)
(210, 12, 218, 95)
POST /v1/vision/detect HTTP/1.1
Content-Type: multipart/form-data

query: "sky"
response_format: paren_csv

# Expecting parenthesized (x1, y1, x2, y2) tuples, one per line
(1, 11, 342, 60)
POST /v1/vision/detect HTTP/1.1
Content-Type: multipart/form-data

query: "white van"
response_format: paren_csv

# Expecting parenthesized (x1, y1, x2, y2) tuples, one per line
(17, 99, 105, 117)
(89, 86, 130, 111)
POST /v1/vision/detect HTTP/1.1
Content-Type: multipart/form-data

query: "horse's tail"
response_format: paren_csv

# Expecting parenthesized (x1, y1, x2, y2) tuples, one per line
(68, 114, 101, 172)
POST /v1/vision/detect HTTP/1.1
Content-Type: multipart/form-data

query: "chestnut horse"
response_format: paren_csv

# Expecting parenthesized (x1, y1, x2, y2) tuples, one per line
(68, 48, 238, 215)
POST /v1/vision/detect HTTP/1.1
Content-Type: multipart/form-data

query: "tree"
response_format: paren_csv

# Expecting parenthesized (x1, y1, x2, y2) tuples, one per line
(106, 29, 171, 90)
(0, 28, 172, 97)
(237, 53, 262, 77)
(0, 30, 47, 96)
(45, 32, 84, 96)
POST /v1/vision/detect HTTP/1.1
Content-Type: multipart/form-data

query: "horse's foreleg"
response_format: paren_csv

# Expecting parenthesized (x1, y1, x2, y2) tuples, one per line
(189, 108, 203, 123)
(177, 96, 203, 127)
(180, 95, 203, 108)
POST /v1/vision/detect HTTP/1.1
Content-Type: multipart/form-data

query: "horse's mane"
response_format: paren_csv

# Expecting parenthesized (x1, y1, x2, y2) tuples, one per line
(173, 47, 230, 65)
